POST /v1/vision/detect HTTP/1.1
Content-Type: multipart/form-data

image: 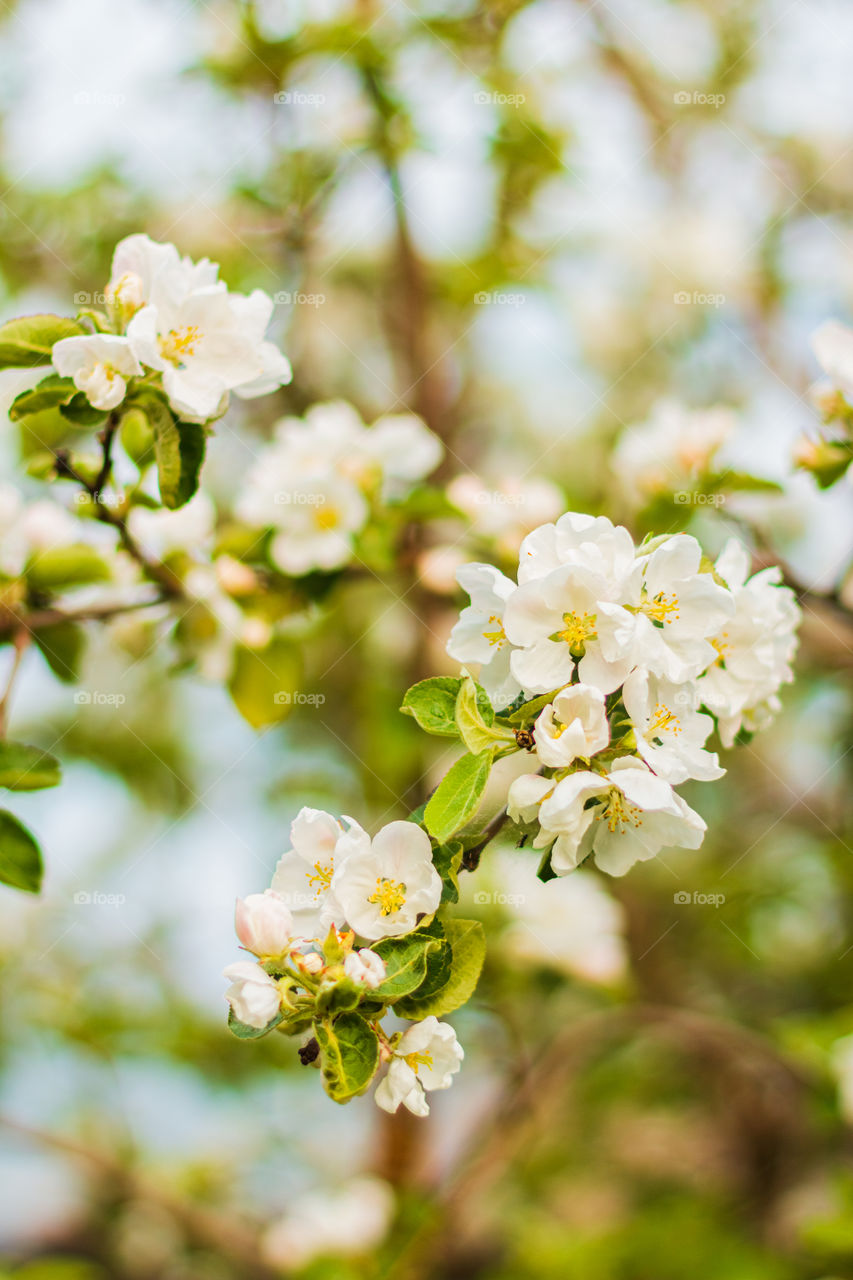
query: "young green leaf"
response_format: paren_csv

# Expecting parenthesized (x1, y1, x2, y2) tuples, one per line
(396, 918, 486, 1020)
(9, 374, 77, 421)
(143, 393, 207, 510)
(400, 676, 462, 737)
(455, 673, 516, 755)
(0, 314, 84, 367)
(316, 1011, 380, 1102)
(432, 839, 464, 904)
(372, 925, 444, 1000)
(424, 750, 493, 842)
(0, 811, 43, 893)
(33, 621, 85, 684)
(0, 742, 61, 791)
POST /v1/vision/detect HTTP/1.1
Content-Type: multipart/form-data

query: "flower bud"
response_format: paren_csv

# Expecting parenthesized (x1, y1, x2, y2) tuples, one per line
(106, 270, 145, 319)
(298, 950, 325, 975)
(224, 961, 281, 1029)
(235, 890, 293, 957)
(344, 948, 386, 989)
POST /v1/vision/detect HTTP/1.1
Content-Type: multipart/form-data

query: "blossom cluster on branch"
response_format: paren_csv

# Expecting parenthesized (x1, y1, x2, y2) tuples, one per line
(226, 510, 800, 1115)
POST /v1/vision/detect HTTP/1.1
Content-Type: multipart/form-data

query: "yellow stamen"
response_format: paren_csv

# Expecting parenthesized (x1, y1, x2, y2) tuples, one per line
(597, 790, 643, 834)
(404, 1050, 434, 1073)
(641, 590, 680, 624)
(159, 325, 202, 365)
(306, 861, 333, 891)
(555, 610, 597, 651)
(649, 703, 681, 736)
(482, 615, 507, 648)
(368, 877, 407, 916)
(711, 633, 730, 663)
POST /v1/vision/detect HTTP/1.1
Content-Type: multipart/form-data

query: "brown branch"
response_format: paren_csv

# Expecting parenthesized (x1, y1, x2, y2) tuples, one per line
(461, 807, 510, 872)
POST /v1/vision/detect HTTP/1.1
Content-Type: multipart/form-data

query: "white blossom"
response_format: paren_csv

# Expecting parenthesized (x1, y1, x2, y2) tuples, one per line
(533, 682, 610, 768)
(52, 333, 142, 411)
(374, 1016, 463, 1116)
(446, 562, 520, 708)
(223, 960, 281, 1029)
(622, 667, 723, 783)
(613, 400, 734, 506)
(332, 820, 441, 941)
(595, 534, 735, 685)
(447, 473, 565, 555)
(272, 807, 367, 940)
(697, 539, 799, 747)
(526, 757, 706, 877)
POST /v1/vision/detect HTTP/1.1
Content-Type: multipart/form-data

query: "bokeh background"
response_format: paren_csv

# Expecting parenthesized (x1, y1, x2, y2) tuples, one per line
(2, 0, 853, 1277)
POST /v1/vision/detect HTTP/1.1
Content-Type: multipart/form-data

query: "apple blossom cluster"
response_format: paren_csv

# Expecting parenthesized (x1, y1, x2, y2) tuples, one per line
(227, 510, 799, 1115)
(225, 808, 468, 1116)
(235, 401, 443, 575)
(51, 233, 291, 421)
(440, 511, 800, 878)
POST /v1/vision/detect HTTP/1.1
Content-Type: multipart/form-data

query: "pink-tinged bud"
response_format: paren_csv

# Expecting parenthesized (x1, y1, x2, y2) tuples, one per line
(235, 890, 294, 957)
(298, 951, 325, 974)
(344, 948, 387, 990)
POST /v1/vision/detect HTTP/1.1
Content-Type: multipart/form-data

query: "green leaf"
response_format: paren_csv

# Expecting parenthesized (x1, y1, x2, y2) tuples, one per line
(0, 742, 61, 791)
(507, 693, 553, 726)
(397, 918, 486, 1019)
(432, 839, 464, 904)
(227, 1005, 284, 1039)
(0, 314, 84, 367)
(9, 374, 76, 421)
(33, 621, 84, 683)
(400, 676, 462, 737)
(0, 810, 43, 893)
(316, 1011, 380, 1102)
(143, 394, 207, 510)
(372, 924, 444, 1000)
(26, 545, 111, 591)
(59, 393, 108, 427)
(424, 750, 493, 842)
(455, 673, 515, 754)
(227, 638, 303, 729)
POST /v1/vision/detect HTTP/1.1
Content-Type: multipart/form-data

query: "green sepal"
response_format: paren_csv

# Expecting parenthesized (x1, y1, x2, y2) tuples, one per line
(227, 1006, 284, 1039)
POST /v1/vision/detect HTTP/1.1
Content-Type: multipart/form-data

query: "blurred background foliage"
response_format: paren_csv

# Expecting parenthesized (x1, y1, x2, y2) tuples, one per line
(2, 0, 853, 1277)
